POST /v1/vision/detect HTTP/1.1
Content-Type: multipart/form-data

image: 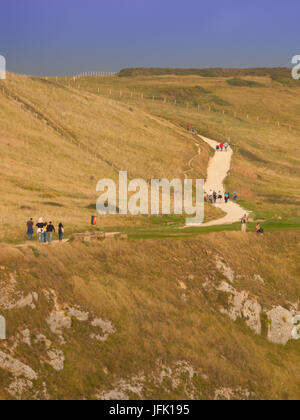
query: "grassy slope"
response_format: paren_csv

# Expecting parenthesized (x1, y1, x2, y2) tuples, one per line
(1, 69, 300, 400)
(0, 73, 220, 242)
(1, 232, 300, 400)
(118, 67, 297, 85)
(65, 71, 300, 224)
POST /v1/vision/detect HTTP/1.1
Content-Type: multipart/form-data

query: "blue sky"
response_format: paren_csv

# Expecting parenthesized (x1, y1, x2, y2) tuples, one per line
(0, 0, 299, 76)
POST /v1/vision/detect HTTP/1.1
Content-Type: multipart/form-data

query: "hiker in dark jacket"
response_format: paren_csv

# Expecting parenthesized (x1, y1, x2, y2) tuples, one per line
(46, 222, 55, 243)
(26, 218, 34, 241)
(58, 223, 64, 242)
(213, 191, 217, 204)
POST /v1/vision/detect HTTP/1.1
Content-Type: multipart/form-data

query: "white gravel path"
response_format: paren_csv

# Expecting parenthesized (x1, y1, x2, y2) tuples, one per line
(186, 135, 250, 227)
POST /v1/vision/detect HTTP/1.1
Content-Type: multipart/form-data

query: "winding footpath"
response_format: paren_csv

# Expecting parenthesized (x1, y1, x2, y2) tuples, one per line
(186, 135, 250, 227)
(183, 137, 202, 179)
(14, 133, 249, 247)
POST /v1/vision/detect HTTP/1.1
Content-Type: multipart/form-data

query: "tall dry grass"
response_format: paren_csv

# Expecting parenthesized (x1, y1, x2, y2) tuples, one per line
(1, 232, 300, 399)
(66, 73, 300, 221)
(0, 73, 221, 242)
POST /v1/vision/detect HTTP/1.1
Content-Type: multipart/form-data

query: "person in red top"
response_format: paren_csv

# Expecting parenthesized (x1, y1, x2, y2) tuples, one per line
(220, 142, 224, 151)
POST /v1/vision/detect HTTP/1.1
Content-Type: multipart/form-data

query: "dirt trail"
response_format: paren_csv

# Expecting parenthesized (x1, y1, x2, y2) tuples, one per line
(183, 137, 202, 179)
(186, 135, 250, 227)
(15, 239, 69, 248)
(13, 132, 249, 246)
(15, 232, 121, 248)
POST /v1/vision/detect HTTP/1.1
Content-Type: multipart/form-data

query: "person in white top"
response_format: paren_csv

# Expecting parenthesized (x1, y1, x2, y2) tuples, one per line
(241, 214, 248, 232)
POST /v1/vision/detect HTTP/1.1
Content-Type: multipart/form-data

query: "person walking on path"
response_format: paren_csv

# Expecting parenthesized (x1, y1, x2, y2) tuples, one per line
(224, 142, 229, 152)
(26, 218, 34, 241)
(224, 192, 230, 203)
(218, 191, 223, 202)
(213, 191, 217, 204)
(233, 192, 238, 201)
(46, 222, 55, 243)
(36, 218, 45, 243)
(241, 214, 248, 233)
(220, 142, 224, 152)
(58, 223, 64, 242)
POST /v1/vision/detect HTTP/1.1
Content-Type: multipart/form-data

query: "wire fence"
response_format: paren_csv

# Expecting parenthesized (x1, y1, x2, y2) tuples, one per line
(95, 89, 297, 133)
(55, 79, 297, 134)
(2, 75, 296, 133)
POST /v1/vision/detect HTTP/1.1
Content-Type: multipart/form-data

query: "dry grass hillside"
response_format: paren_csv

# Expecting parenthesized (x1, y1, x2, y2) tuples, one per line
(0, 73, 220, 243)
(1, 69, 300, 401)
(1, 232, 300, 400)
(65, 70, 300, 223)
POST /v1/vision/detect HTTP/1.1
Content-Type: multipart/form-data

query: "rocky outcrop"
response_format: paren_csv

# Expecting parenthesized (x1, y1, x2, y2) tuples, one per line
(97, 361, 198, 400)
(0, 351, 38, 380)
(0, 278, 116, 399)
(213, 257, 298, 344)
(214, 387, 255, 401)
(218, 281, 262, 335)
(267, 306, 295, 345)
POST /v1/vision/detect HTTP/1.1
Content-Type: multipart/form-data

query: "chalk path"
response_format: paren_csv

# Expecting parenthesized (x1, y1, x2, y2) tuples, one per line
(15, 133, 249, 246)
(186, 135, 250, 227)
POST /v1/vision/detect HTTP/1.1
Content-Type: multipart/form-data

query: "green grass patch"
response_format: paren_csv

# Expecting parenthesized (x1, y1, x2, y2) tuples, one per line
(227, 78, 263, 87)
(29, 246, 40, 258)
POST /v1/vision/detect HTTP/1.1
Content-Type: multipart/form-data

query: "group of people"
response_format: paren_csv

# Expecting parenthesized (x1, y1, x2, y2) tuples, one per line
(185, 125, 265, 235)
(216, 142, 229, 152)
(206, 190, 238, 204)
(241, 215, 264, 234)
(26, 218, 64, 243)
(186, 125, 197, 135)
